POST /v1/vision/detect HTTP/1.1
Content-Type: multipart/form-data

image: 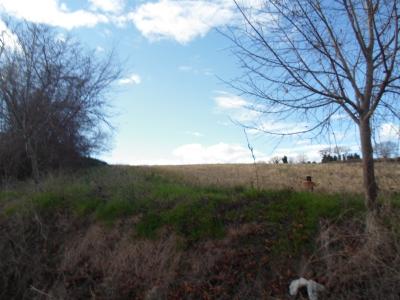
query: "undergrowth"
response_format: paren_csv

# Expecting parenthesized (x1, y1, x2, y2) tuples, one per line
(1, 165, 399, 299)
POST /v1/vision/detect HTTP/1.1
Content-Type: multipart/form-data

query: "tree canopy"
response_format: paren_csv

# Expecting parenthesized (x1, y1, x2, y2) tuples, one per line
(0, 22, 121, 182)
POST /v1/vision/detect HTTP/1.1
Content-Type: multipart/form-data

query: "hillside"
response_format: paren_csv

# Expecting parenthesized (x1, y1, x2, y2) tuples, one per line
(1, 164, 399, 299)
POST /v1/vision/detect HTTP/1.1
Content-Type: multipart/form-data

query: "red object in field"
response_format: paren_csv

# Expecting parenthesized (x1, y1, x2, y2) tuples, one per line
(303, 176, 316, 191)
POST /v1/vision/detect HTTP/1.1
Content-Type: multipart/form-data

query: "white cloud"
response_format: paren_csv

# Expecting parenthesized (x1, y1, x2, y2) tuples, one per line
(178, 65, 193, 72)
(213, 91, 262, 122)
(0, 0, 270, 41)
(129, 0, 235, 44)
(127, 0, 273, 44)
(171, 141, 328, 165)
(89, 0, 125, 13)
(213, 92, 314, 135)
(273, 143, 330, 163)
(0, 20, 19, 50)
(379, 122, 400, 141)
(60, 2, 68, 11)
(247, 120, 309, 135)
(0, 0, 108, 29)
(95, 46, 105, 53)
(331, 113, 348, 121)
(214, 92, 248, 109)
(203, 68, 214, 76)
(55, 32, 66, 42)
(178, 65, 214, 76)
(102, 140, 347, 165)
(118, 73, 142, 85)
(185, 131, 204, 137)
(172, 143, 260, 164)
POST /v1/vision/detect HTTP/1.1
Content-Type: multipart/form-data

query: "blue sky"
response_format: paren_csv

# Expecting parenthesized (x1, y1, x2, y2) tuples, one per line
(0, 0, 398, 164)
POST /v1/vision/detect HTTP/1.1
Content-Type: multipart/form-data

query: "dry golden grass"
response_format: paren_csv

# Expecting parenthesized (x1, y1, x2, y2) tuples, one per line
(154, 162, 400, 196)
(60, 223, 182, 299)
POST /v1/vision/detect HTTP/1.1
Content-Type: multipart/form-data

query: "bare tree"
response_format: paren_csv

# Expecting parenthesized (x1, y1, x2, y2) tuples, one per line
(333, 146, 351, 159)
(0, 23, 121, 183)
(227, 0, 400, 219)
(375, 141, 398, 158)
(296, 153, 308, 164)
(269, 156, 280, 164)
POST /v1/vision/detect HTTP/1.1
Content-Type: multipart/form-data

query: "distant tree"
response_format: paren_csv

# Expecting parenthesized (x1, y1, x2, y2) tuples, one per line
(296, 153, 308, 164)
(347, 153, 362, 161)
(269, 156, 280, 164)
(320, 148, 331, 163)
(319, 148, 330, 157)
(228, 0, 400, 225)
(333, 146, 351, 160)
(282, 155, 288, 164)
(0, 23, 121, 183)
(375, 141, 398, 159)
(320, 146, 351, 163)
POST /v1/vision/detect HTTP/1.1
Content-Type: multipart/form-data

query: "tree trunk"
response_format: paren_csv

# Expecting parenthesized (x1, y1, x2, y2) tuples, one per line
(25, 139, 40, 185)
(359, 118, 379, 214)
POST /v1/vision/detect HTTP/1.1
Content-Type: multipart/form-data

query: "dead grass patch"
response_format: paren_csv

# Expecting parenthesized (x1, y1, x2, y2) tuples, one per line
(155, 162, 400, 195)
(60, 225, 182, 299)
(303, 210, 400, 299)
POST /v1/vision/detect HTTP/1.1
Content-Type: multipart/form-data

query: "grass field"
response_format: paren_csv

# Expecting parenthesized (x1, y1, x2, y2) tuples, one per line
(155, 162, 400, 196)
(0, 163, 399, 299)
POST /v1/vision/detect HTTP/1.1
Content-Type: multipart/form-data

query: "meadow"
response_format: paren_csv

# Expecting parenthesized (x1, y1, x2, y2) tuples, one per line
(0, 163, 399, 299)
(156, 162, 400, 196)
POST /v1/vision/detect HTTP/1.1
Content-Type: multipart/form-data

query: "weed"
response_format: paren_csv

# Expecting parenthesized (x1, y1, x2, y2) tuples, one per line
(32, 192, 65, 210)
(95, 197, 135, 223)
(163, 200, 224, 241)
(136, 213, 163, 238)
(0, 191, 20, 202)
(72, 196, 103, 216)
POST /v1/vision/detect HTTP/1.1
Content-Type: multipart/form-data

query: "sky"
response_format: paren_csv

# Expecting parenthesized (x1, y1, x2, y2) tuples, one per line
(0, 0, 399, 165)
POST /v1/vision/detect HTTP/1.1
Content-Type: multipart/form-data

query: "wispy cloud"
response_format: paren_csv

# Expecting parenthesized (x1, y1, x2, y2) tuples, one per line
(171, 141, 331, 165)
(89, 0, 125, 13)
(213, 91, 262, 122)
(247, 120, 309, 135)
(213, 91, 315, 136)
(0, 20, 19, 50)
(102, 140, 346, 165)
(0, 0, 108, 29)
(118, 73, 142, 85)
(178, 65, 214, 76)
(185, 131, 204, 137)
(172, 142, 260, 164)
(379, 122, 400, 141)
(214, 91, 248, 109)
(95, 46, 105, 53)
(178, 65, 193, 72)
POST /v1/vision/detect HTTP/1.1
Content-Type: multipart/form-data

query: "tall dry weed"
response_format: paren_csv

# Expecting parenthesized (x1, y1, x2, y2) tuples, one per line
(61, 225, 182, 299)
(305, 212, 400, 299)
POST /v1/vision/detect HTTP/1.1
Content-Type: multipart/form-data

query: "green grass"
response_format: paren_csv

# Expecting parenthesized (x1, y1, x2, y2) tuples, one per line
(1, 166, 369, 253)
(239, 189, 365, 254)
(95, 198, 135, 223)
(32, 192, 65, 210)
(73, 196, 103, 216)
(0, 191, 21, 202)
(137, 197, 225, 241)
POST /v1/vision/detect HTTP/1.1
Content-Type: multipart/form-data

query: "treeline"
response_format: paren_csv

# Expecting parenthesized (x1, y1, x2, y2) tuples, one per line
(321, 153, 361, 163)
(0, 22, 120, 183)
